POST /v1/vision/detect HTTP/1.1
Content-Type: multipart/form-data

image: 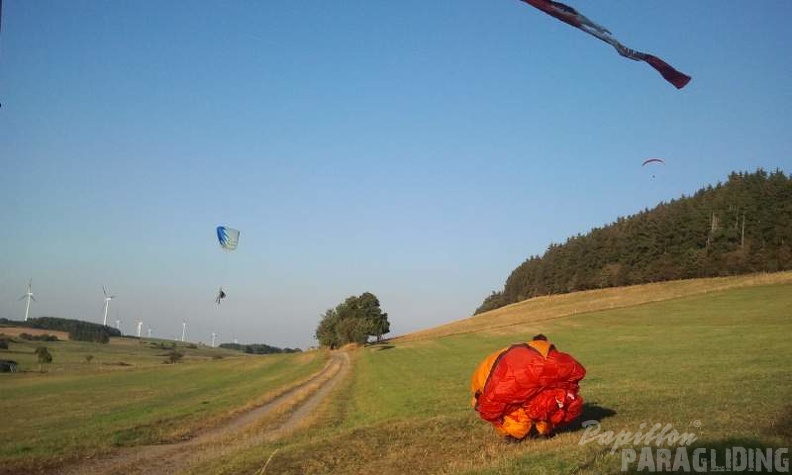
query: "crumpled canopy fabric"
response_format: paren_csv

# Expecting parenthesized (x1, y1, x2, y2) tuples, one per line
(471, 340, 586, 439)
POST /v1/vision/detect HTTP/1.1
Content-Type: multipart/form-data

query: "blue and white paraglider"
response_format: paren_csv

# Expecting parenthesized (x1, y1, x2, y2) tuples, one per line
(215, 226, 240, 304)
(217, 226, 240, 251)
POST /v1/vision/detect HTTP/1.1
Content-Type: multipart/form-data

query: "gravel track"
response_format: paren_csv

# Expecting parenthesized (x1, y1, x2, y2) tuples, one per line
(51, 352, 350, 475)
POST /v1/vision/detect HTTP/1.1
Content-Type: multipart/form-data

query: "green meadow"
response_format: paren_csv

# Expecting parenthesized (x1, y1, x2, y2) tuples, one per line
(0, 340, 328, 473)
(2, 273, 791, 474)
(193, 277, 792, 475)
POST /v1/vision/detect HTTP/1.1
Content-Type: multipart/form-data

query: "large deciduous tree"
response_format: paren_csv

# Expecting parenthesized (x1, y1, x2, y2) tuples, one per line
(315, 292, 390, 348)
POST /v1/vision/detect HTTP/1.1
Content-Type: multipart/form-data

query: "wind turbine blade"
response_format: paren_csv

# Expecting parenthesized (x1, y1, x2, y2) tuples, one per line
(30, 295, 37, 302)
(103, 286, 108, 297)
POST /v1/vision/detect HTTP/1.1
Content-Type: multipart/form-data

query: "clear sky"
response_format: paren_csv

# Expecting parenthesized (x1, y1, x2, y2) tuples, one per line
(1, 1, 790, 349)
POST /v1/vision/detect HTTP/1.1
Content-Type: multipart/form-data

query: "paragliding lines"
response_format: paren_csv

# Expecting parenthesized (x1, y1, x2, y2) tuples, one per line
(215, 225, 240, 305)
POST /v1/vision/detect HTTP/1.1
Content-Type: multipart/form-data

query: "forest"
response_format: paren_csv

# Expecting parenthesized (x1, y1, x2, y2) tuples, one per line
(476, 169, 792, 314)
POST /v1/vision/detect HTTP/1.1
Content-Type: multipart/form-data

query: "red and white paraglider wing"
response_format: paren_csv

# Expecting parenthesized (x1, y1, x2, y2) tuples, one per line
(517, 0, 691, 89)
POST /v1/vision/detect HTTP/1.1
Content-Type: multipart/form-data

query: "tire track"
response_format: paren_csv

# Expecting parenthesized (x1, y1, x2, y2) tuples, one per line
(53, 352, 350, 475)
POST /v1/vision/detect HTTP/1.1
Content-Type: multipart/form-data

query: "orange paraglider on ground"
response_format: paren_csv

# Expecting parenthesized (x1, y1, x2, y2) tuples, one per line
(471, 334, 586, 440)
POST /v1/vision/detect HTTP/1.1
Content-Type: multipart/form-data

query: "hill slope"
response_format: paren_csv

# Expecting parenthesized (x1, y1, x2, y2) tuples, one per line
(192, 274, 792, 474)
(397, 271, 792, 342)
(477, 169, 792, 314)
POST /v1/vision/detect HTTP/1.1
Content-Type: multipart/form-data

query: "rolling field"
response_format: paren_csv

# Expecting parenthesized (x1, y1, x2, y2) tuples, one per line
(0, 339, 329, 474)
(192, 274, 792, 474)
(2, 272, 791, 474)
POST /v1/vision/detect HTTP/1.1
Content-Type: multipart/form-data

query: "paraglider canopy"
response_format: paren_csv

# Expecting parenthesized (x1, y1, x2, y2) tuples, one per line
(471, 334, 586, 440)
(216, 226, 240, 251)
(642, 158, 665, 178)
(214, 226, 239, 305)
(517, 0, 691, 89)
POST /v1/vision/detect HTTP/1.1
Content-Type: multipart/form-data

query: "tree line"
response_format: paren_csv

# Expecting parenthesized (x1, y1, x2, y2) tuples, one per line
(0, 317, 122, 343)
(476, 169, 792, 314)
(315, 292, 390, 348)
(219, 343, 302, 354)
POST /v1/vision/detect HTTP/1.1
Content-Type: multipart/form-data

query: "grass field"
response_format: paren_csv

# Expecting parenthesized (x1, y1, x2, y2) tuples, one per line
(0, 333, 245, 373)
(0, 338, 329, 474)
(2, 273, 791, 474)
(190, 274, 792, 474)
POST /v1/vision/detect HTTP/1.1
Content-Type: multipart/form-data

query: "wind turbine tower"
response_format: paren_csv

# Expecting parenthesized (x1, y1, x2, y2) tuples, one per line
(102, 286, 116, 326)
(147, 327, 152, 338)
(116, 319, 122, 333)
(211, 332, 217, 348)
(136, 321, 143, 338)
(18, 279, 36, 322)
(181, 320, 187, 342)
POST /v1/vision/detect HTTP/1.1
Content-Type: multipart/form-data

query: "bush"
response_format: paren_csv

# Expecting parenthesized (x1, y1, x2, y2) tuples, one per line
(165, 351, 183, 364)
(35, 346, 53, 371)
(19, 333, 59, 342)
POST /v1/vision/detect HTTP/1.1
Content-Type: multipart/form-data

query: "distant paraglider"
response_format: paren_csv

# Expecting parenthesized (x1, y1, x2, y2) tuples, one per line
(642, 158, 665, 178)
(215, 226, 240, 304)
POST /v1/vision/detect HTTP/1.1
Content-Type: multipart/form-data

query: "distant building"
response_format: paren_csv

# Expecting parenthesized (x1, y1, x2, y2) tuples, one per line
(0, 359, 19, 373)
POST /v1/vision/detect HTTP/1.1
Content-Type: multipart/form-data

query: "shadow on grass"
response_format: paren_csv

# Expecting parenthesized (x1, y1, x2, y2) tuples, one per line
(367, 343, 395, 351)
(557, 402, 617, 434)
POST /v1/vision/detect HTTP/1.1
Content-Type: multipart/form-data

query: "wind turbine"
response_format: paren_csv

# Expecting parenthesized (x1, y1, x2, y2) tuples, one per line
(136, 321, 143, 337)
(181, 320, 187, 342)
(211, 332, 217, 348)
(102, 286, 116, 326)
(18, 279, 36, 322)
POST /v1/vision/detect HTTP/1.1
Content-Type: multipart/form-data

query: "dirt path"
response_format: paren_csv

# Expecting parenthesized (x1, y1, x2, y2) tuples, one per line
(53, 352, 350, 475)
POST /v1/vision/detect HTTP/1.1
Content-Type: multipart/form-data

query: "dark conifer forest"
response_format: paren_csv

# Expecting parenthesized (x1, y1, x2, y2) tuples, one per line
(476, 169, 792, 314)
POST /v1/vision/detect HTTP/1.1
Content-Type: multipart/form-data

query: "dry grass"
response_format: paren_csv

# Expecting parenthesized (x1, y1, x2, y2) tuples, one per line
(394, 271, 792, 342)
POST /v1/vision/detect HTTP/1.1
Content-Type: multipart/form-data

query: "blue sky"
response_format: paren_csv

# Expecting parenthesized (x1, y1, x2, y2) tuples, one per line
(1, 1, 790, 349)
